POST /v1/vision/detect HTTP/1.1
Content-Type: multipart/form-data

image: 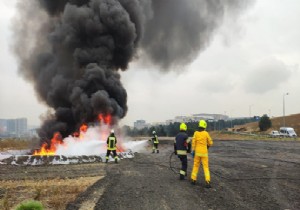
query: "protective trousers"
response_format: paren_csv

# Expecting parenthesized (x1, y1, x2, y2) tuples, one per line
(191, 156, 210, 182)
(179, 155, 187, 179)
(152, 143, 159, 153)
(106, 150, 118, 163)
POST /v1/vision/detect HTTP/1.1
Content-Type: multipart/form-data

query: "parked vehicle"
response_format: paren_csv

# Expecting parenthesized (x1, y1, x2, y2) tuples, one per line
(269, 130, 280, 138)
(279, 127, 297, 138)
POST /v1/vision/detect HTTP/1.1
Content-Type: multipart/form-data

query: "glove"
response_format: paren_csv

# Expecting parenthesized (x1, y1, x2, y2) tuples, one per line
(191, 151, 195, 158)
(174, 151, 177, 155)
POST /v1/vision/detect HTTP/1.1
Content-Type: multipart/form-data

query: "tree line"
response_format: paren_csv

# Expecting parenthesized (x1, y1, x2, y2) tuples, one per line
(122, 117, 265, 137)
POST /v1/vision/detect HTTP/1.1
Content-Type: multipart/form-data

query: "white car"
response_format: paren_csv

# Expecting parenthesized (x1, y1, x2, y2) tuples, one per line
(279, 127, 297, 138)
(269, 130, 280, 138)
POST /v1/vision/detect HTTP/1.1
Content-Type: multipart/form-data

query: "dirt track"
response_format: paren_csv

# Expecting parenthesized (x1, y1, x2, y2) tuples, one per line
(1, 140, 300, 210)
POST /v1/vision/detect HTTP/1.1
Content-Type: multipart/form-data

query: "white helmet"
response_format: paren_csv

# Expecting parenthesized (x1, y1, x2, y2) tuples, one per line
(111, 129, 114, 133)
(152, 130, 156, 134)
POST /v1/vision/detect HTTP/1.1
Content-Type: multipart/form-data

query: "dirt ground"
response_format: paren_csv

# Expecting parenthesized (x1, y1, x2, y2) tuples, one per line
(1, 139, 300, 210)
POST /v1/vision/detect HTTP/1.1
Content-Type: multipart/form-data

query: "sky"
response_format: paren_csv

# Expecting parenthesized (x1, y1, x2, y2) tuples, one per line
(0, 0, 299, 127)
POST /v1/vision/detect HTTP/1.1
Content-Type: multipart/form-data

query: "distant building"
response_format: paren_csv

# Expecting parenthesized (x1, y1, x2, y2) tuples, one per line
(192, 113, 228, 121)
(164, 113, 229, 125)
(0, 119, 7, 134)
(136, 113, 231, 129)
(174, 116, 193, 123)
(0, 118, 28, 137)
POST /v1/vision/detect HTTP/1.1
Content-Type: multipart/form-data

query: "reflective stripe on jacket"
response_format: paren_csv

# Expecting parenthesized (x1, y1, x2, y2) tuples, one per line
(175, 131, 190, 155)
(152, 134, 159, 143)
(192, 130, 213, 157)
(107, 136, 117, 150)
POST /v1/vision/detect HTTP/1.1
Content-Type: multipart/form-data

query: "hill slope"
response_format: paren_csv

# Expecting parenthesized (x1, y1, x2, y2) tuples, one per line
(233, 113, 300, 135)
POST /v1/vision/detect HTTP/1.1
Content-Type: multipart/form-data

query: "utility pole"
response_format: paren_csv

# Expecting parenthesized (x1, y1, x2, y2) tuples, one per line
(224, 111, 227, 130)
(230, 109, 233, 129)
(249, 104, 254, 119)
(283, 93, 289, 127)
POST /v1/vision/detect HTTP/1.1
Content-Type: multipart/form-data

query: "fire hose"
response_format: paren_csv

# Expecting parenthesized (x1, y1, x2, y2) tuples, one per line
(169, 151, 181, 175)
(130, 151, 300, 181)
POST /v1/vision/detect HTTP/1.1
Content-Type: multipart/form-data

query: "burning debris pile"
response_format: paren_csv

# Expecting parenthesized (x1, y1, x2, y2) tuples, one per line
(0, 124, 148, 165)
(0, 152, 135, 166)
(0, 114, 148, 165)
(12, 0, 253, 156)
(33, 116, 122, 155)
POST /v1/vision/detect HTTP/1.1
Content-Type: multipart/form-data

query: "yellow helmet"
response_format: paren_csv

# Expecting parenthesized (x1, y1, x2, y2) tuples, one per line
(180, 123, 187, 131)
(199, 120, 207, 129)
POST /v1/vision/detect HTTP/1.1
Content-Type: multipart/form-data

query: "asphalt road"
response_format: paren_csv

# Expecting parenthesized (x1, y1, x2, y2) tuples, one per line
(67, 140, 300, 210)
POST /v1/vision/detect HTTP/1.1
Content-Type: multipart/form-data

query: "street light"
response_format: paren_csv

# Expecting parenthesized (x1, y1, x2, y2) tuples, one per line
(230, 109, 234, 129)
(283, 92, 289, 127)
(224, 111, 227, 130)
(249, 104, 254, 119)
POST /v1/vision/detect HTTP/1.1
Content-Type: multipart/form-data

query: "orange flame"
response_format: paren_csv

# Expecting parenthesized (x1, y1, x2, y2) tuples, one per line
(33, 132, 63, 155)
(98, 113, 112, 125)
(79, 123, 88, 139)
(33, 115, 126, 155)
(116, 144, 125, 153)
(80, 123, 88, 132)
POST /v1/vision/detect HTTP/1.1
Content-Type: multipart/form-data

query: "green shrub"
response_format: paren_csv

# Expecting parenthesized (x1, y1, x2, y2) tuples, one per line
(259, 114, 272, 131)
(15, 200, 44, 210)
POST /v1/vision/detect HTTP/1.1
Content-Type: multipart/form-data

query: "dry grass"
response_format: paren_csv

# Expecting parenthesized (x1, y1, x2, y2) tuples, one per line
(0, 176, 102, 210)
(210, 131, 296, 141)
(228, 113, 300, 139)
(211, 131, 255, 140)
(0, 138, 39, 151)
(0, 139, 29, 151)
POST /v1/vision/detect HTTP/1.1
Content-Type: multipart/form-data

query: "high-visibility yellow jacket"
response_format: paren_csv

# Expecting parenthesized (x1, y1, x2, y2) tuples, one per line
(192, 130, 213, 157)
(151, 134, 159, 144)
(107, 135, 117, 150)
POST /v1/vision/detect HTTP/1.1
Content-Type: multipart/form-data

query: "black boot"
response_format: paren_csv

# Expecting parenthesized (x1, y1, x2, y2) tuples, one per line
(180, 174, 185, 180)
(157, 150, 159, 153)
(191, 180, 196, 185)
(205, 181, 211, 188)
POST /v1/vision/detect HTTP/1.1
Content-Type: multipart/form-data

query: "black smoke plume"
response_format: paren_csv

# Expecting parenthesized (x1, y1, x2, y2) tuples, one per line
(12, 0, 253, 141)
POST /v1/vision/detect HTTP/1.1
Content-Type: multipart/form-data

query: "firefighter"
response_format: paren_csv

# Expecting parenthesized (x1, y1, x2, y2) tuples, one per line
(174, 122, 191, 180)
(105, 129, 118, 163)
(190, 120, 213, 188)
(151, 130, 159, 153)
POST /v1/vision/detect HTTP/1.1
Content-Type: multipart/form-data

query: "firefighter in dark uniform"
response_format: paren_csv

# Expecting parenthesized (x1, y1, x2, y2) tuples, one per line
(151, 130, 159, 153)
(105, 129, 118, 163)
(174, 123, 191, 180)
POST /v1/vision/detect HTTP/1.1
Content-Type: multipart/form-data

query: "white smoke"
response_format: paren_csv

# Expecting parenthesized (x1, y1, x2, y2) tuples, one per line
(123, 139, 148, 153)
(54, 125, 148, 156)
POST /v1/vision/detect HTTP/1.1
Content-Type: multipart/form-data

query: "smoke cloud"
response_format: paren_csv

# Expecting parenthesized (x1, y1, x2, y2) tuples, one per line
(12, 0, 253, 141)
(141, 0, 254, 69)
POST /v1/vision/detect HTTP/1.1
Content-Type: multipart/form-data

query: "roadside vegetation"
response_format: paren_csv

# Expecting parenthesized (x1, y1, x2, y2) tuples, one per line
(0, 138, 39, 151)
(0, 177, 101, 210)
(123, 117, 257, 137)
(15, 200, 44, 210)
(123, 114, 300, 141)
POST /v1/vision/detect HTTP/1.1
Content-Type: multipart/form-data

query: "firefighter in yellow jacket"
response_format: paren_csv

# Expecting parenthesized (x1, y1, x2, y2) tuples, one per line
(191, 120, 213, 188)
(151, 130, 159, 153)
(105, 129, 118, 163)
